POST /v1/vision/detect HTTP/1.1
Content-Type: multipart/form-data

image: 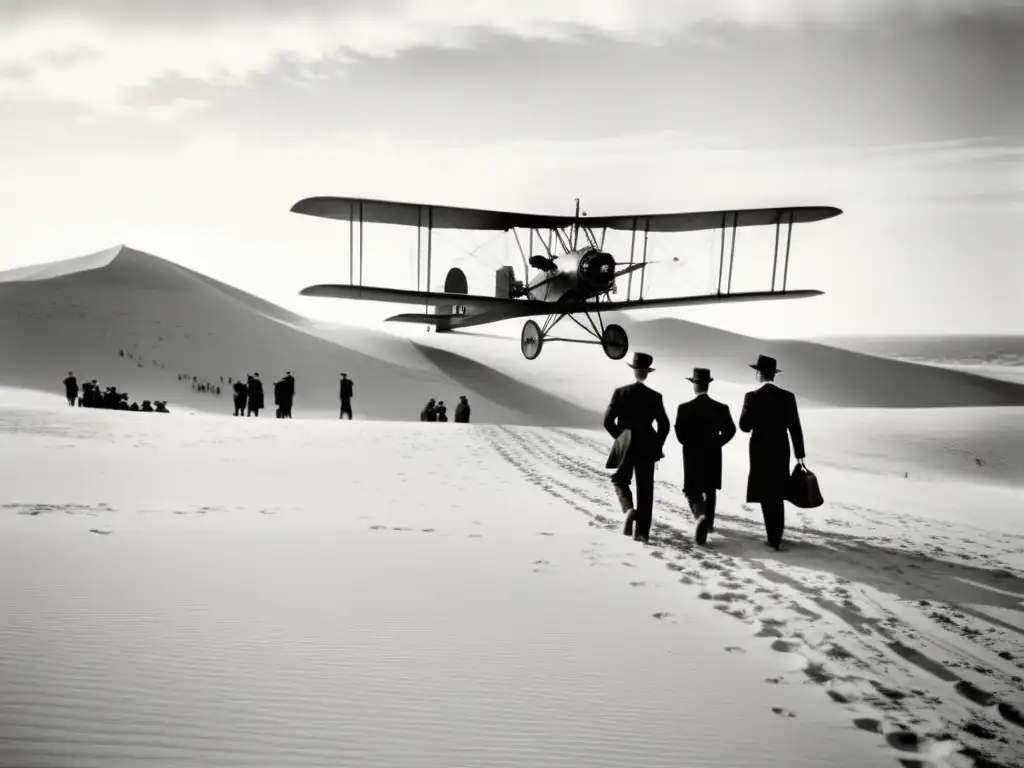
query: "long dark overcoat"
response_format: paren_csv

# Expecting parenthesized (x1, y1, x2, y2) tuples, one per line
(674, 394, 736, 494)
(604, 383, 670, 468)
(738, 383, 805, 502)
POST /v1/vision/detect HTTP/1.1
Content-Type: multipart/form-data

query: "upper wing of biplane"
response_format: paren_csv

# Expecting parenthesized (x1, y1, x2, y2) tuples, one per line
(291, 196, 841, 233)
(291, 197, 575, 231)
(581, 206, 842, 233)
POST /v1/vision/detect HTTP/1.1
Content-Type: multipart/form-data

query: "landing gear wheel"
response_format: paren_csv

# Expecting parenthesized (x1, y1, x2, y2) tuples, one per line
(601, 324, 629, 360)
(521, 319, 543, 360)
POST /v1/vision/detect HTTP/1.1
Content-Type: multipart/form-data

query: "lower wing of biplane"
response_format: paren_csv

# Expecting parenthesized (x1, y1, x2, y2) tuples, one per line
(293, 196, 841, 361)
(298, 283, 823, 361)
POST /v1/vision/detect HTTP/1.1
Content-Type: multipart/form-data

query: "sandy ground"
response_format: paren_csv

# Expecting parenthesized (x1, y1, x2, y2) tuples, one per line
(1, 394, 1023, 768)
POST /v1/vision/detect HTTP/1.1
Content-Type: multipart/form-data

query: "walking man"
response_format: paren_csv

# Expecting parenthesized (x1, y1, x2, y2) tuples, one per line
(674, 367, 736, 546)
(62, 371, 79, 407)
(454, 395, 471, 423)
(603, 352, 670, 545)
(739, 355, 806, 551)
(339, 373, 353, 419)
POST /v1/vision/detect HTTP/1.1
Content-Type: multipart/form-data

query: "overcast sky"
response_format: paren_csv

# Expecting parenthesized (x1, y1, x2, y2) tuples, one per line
(1, 0, 1021, 336)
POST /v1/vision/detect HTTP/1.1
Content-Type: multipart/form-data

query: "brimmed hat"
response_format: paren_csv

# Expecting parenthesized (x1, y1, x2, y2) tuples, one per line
(686, 367, 713, 383)
(626, 352, 655, 371)
(750, 354, 781, 374)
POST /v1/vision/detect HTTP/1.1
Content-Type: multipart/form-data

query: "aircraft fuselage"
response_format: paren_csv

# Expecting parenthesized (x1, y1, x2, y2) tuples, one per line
(523, 246, 617, 303)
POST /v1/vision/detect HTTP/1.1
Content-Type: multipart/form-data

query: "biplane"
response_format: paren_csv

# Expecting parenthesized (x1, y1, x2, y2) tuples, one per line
(292, 196, 842, 361)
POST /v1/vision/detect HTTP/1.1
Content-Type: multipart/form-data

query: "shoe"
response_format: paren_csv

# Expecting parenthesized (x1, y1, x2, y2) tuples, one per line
(623, 509, 636, 537)
(695, 515, 709, 546)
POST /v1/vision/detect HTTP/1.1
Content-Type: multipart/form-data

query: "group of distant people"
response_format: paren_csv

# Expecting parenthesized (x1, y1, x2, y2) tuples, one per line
(420, 395, 470, 423)
(230, 372, 296, 419)
(62, 372, 169, 413)
(603, 352, 805, 551)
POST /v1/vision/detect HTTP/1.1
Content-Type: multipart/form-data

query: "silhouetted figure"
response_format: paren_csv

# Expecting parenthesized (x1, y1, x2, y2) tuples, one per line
(281, 372, 295, 417)
(232, 379, 248, 416)
(435, 401, 448, 422)
(247, 374, 264, 417)
(119, 349, 124, 358)
(215, 386, 221, 396)
(603, 352, 670, 545)
(454, 395, 471, 423)
(339, 373, 353, 420)
(142, 400, 153, 412)
(739, 355, 806, 551)
(154, 401, 169, 413)
(674, 368, 736, 546)
(130, 402, 140, 412)
(63, 372, 78, 407)
(273, 378, 285, 418)
(420, 398, 436, 421)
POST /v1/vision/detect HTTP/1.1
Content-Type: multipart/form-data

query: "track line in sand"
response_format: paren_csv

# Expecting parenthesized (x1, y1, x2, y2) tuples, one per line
(481, 425, 1024, 768)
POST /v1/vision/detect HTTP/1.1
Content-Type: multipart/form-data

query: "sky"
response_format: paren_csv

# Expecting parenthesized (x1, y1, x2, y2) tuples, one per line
(0, 0, 1021, 337)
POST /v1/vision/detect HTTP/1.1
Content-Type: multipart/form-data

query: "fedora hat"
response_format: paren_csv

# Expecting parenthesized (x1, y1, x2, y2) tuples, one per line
(686, 367, 713, 383)
(626, 352, 655, 371)
(750, 354, 781, 374)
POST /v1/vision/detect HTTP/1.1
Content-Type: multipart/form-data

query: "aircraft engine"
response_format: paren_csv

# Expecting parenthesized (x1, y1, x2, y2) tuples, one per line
(578, 250, 616, 292)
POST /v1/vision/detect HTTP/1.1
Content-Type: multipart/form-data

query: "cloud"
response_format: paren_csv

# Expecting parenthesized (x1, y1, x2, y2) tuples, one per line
(1, 0, 1019, 116)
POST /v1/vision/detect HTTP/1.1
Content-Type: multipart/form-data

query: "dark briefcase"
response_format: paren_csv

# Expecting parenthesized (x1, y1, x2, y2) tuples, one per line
(787, 464, 824, 509)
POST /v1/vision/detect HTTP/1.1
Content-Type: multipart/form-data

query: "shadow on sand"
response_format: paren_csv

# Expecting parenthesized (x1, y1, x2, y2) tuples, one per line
(411, 342, 601, 428)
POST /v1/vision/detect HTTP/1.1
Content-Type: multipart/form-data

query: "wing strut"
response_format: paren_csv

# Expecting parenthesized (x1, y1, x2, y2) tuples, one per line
(727, 211, 738, 294)
(782, 209, 794, 290)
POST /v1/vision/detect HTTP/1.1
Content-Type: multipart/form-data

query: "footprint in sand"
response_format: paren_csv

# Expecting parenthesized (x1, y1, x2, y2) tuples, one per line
(538, 532, 554, 537)
(954, 680, 995, 707)
(765, 676, 785, 684)
(771, 639, 801, 653)
(652, 612, 674, 621)
(469, 534, 483, 539)
(629, 581, 646, 588)
(884, 731, 923, 753)
(534, 559, 551, 566)
(421, 528, 435, 533)
(725, 646, 746, 654)
(771, 707, 797, 718)
(853, 717, 883, 734)
(998, 702, 1024, 729)
(88, 529, 112, 535)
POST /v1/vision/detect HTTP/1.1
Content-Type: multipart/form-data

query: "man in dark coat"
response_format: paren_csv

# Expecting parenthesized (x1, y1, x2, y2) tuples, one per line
(232, 378, 248, 416)
(339, 373, 353, 420)
(454, 395, 470, 423)
(63, 372, 78, 407)
(247, 374, 265, 417)
(421, 399, 437, 422)
(282, 371, 295, 418)
(674, 367, 736, 546)
(603, 352, 671, 544)
(739, 354, 806, 551)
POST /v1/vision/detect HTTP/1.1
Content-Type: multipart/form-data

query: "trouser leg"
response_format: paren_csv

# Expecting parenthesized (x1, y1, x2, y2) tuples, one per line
(633, 462, 655, 542)
(761, 498, 785, 547)
(705, 488, 718, 531)
(611, 461, 636, 536)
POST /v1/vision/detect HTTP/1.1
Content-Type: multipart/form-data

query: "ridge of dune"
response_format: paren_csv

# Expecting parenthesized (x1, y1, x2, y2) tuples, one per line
(0, 245, 123, 283)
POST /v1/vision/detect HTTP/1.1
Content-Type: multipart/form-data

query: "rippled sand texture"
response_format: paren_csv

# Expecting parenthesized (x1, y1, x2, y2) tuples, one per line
(0, 403, 921, 768)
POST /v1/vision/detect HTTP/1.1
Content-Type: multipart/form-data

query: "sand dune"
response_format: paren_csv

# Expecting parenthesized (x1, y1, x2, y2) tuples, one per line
(0, 246, 598, 426)
(4, 246, 1023, 424)
(615, 317, 1024, 409)
(1, 400, 1022, 767)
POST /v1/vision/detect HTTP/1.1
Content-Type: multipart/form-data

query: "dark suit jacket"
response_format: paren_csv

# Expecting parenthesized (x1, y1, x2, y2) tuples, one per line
(674, 394, 736, 493)
(604, 382, 670, 468)
(739, 383, 805, 502)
